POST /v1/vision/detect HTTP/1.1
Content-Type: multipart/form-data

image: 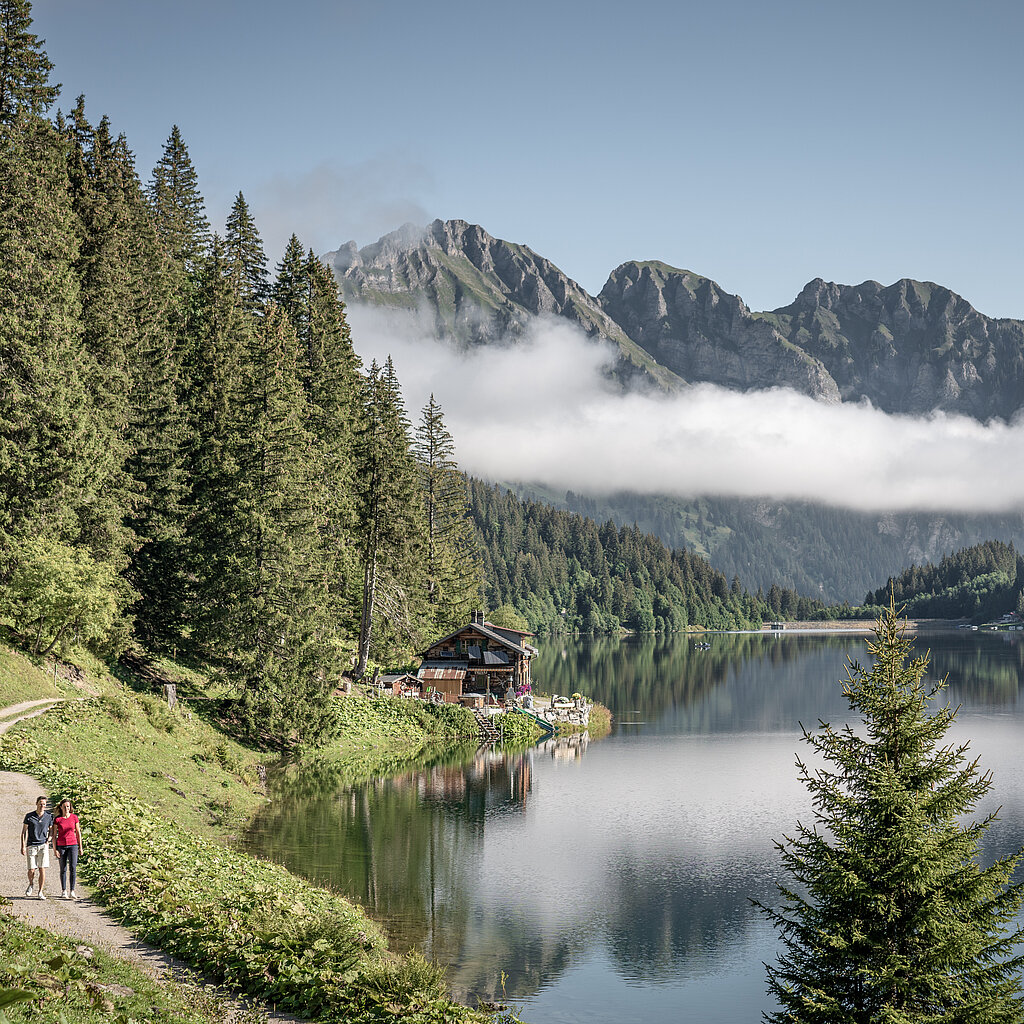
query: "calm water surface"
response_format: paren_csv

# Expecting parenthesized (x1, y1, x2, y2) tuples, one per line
(244, 631, 1024, 1022)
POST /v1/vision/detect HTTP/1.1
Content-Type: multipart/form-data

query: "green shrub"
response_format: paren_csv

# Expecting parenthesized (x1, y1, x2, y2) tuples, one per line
(495, 711, 540, 746)
(0, 536, 121, 655)
(140, 693, 178, 733)
(98, 692, 131, 723)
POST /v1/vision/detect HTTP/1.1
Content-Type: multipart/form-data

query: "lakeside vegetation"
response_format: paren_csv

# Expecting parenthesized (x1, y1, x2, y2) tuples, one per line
(0, 914, 257, 1024)
(785, 539, 1024, 626)
(861, 539, 1024, 623)
(0, 649, 523, 1023)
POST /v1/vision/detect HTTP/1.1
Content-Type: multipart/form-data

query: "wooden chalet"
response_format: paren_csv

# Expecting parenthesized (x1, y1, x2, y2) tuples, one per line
(417, 611, 536, 702)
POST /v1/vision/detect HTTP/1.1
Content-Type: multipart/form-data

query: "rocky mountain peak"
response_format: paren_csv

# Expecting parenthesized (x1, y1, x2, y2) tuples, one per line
(325, 219, 1024, 421)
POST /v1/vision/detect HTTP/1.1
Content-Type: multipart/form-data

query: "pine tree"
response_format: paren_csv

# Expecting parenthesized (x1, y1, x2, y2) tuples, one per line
(115, 130, 190, 647)
(272, 241, 364, 645)
(0, 35, 85, 548)
(62, 102, 138, 575)
(354, 358, 423, 676)
(273, 234, 306, 327)
(758, 606, 1024, 1022)
(148, 125, 209, 275)
(224, 191, 268, 313)
(230, 306, 340, 747)
(413, 395, 481, 633)
(0, 0, 57, 123)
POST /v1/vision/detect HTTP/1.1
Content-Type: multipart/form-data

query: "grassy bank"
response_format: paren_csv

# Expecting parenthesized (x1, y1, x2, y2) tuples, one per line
(0, 651, 507, 1023)
(0, 645, 80, 705)
(0, 914, 253, 1024)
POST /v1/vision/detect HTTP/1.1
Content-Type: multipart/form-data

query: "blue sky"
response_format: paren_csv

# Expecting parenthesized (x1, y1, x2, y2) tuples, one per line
(32, 0, 1024, 317)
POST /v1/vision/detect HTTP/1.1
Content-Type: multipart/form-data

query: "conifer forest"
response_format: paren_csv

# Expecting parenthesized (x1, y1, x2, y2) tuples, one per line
(0, 0, 801, 748)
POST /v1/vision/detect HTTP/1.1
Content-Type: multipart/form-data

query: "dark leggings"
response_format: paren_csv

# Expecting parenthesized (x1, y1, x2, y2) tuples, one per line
(57, 845, 79, 891)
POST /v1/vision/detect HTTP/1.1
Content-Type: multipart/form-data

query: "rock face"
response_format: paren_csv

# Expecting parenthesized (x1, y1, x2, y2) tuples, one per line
(764, 278, 1024, 418)
(328, 220, 1024, 421)
(326, 220, 682, 390)
(597, 262, 841, 402)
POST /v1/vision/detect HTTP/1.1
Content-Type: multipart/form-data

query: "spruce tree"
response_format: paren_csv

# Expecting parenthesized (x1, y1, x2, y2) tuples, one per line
(354, 358, 423, 677)
(148, 125, 209, 275)
(0, 31, 86, 549)
(62, 103, 138, 575)
(0, 0, 57, 122)
(230, 306, 340, 747)
(759, 606, 1024, 1022)
(272, 234, 306, 326)
(413, 394, 481, 633)
(273, 242, 364, 644)
(182, 234, 253, 656)
(115, 130, 190, 647)
(224, 191, 268, 313)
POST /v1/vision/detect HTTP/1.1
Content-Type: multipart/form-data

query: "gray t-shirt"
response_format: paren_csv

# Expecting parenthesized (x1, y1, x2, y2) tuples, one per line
(23, 810, 53, 846)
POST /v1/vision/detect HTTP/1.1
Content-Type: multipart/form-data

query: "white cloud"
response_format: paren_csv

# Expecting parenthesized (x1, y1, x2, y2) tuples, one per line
(346, 304, 1024, 514)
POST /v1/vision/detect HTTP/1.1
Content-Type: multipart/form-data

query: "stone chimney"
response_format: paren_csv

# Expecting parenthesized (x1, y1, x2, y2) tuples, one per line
(471, 609, 484, 625)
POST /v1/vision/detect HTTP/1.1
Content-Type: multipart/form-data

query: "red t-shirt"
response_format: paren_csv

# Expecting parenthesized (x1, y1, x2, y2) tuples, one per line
(54, 814, 79, 847)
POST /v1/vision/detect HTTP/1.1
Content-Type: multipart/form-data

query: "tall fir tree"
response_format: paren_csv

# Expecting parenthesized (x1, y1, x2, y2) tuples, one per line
(224, 191, 268, 313)
(0, 0, 57, 123)
(230, 306, 340, 746)
(354, 358, 423, 677)
(0, 15, 87, 551)
(148, 125, 209, 277)
(111, 129, 190, 647)
(273, 241, 364, 642)
(62, 102, 138, 577)
(0, 1, 139, 653)
(272, 234, 306, 325)
(181, 234, 253, 653)
(414, 395, 481, 633)
(758, 606, 1024, 1022)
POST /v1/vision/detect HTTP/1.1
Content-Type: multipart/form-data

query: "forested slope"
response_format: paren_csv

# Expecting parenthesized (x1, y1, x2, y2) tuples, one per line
(0, 1, 482, 748)
(864, 540, 1024, 623)
(468, 479, 823, 634)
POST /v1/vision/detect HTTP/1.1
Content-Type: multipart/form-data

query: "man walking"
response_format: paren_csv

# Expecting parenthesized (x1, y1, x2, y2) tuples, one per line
(21, 795, 53, 899)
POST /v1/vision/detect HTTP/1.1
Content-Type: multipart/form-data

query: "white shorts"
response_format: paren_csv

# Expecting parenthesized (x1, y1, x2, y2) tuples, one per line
(26, 844, 49, 869)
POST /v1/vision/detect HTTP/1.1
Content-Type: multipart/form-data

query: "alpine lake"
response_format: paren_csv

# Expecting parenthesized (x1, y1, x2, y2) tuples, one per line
(243, 629, 1024, 1023)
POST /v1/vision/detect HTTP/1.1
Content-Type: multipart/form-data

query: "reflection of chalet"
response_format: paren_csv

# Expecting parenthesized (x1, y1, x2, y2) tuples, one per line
(418, 611, 536, 700)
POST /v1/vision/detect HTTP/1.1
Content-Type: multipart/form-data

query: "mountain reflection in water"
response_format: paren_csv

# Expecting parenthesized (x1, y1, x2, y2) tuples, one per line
(243, 631, 1024, 1022)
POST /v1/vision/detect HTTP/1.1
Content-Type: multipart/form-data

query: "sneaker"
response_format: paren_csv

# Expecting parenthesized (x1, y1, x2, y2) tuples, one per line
(69, 890, 77, 899)
(60, 889, 67, 899)
(37, 891, 46, 900)
(25, 885, 33, 897)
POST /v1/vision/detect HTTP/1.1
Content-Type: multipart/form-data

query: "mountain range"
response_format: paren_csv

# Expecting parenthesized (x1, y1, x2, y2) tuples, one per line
(324, 220, 1024, 603)
(328, 219, 1024, 421)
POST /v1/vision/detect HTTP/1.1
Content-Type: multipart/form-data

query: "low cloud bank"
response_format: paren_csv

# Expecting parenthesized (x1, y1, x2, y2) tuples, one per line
(346, 304, 1024, 514)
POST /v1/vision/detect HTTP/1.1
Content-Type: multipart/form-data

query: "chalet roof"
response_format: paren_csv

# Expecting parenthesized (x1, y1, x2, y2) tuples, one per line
(381, 672, 418, 684)
(489, 624, 535, 640)
(418, 663, 468, 682)
(419, 620, 533, 658)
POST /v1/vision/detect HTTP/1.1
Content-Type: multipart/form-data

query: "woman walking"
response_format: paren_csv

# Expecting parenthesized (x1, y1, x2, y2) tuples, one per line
(53, 799, 83, 899)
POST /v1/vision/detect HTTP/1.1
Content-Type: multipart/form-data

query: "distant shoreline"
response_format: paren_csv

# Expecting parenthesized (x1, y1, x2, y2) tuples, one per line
(758, 619, 964, 633)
